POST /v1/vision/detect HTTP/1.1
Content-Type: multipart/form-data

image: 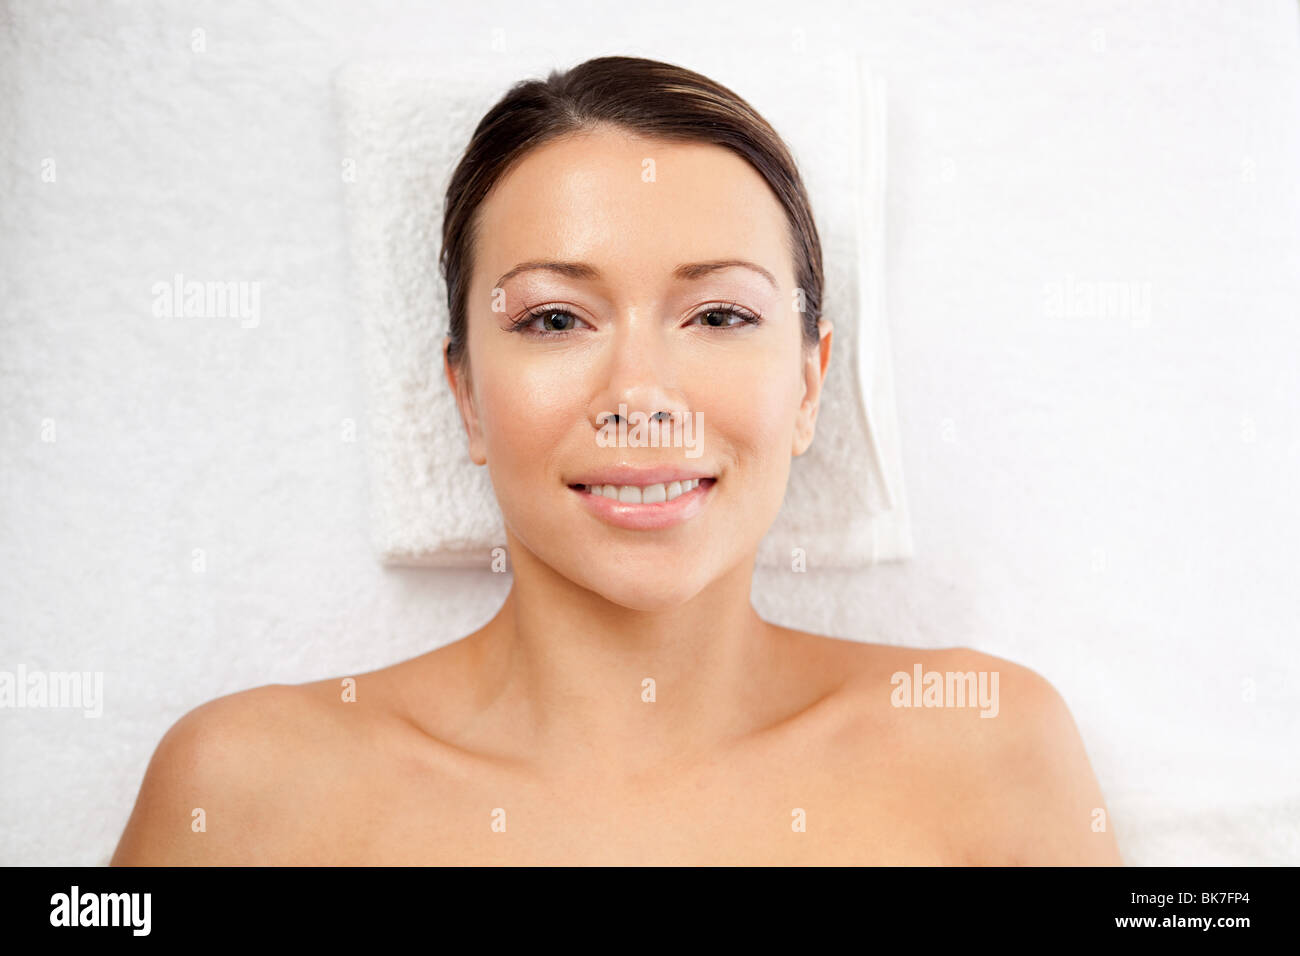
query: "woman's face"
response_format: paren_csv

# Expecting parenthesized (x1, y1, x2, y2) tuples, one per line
(447, 125, 830, 610)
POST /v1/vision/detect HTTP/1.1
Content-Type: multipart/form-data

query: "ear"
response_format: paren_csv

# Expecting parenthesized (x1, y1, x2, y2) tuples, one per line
(443, 334, 487, 466)
(792, 319, 832, 457)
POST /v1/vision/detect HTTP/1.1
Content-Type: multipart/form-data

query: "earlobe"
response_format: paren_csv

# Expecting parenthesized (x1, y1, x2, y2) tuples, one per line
(791, 422, 811, 458)
(792, 393, 820, 457)
(456, 392, 488, 468)
(792, 387, 817, 458)
(792, 320, 833, 458)
(443, 340, 487, 467)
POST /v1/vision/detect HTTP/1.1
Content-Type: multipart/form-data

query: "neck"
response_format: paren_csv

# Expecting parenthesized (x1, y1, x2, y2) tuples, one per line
(466, 536, 778, 782)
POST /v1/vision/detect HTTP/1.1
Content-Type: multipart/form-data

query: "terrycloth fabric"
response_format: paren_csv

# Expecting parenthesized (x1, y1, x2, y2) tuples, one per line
(333, 54, 912, 569)
(4, 2, 1300, 869)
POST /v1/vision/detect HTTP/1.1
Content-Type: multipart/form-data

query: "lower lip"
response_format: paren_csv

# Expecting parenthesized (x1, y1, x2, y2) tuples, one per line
(570, 479, 717, 530)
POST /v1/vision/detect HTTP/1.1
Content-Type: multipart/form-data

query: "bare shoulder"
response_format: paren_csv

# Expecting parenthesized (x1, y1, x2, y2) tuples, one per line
(110, 681, 358, 865)
(949, 647, 1123, 865)
(880, 644, 1122, 865)
(784, 633, 1123, 865)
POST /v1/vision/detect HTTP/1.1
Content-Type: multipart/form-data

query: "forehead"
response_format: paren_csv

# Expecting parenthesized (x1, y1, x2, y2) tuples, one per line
(472, 126, 794, 289)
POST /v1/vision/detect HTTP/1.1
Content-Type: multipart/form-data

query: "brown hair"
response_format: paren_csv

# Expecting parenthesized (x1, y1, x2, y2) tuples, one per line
(439, 55, 824, 371)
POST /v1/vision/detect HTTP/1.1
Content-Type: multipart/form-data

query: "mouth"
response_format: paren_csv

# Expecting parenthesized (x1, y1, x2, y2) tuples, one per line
(568, 476, 718, 530)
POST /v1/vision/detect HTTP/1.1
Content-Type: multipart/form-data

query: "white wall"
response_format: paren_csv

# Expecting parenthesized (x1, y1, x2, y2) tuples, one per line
(1, 0, 1297, 865)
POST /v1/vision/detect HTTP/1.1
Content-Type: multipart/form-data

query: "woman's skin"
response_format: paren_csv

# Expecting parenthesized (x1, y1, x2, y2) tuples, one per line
(111, 126, 1123, 865)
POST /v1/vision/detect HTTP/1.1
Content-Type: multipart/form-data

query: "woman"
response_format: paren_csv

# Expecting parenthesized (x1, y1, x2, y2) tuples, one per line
(112, 56, 1122, 865)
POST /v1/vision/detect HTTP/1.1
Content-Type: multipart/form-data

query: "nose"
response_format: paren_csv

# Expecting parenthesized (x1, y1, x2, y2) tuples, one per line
(588, 313, 691, 436)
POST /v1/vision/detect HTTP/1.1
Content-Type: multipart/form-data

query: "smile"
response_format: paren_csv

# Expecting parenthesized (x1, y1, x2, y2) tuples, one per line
(576, 478, 705, 504)
(568, 477, 717, 530)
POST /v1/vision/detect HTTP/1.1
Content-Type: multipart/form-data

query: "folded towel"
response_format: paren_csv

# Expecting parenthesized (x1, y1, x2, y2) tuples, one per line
(333, 53, 912, 569)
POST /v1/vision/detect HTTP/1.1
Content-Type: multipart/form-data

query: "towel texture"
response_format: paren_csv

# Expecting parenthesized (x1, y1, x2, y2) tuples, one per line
(334, 53, 912, 569)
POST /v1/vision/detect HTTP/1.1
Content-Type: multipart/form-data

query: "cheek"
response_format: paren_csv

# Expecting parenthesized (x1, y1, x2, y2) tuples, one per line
(473, 356, 580, 484)
(693, 344, 803, 465)
(688, 350, 803, 559)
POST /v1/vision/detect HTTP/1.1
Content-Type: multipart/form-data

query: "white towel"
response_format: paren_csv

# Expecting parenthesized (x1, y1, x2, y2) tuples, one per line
(333, 53, 912, 569)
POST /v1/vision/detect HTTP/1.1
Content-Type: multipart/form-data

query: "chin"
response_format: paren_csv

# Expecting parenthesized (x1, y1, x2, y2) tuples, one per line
(577, 570, 711, 613)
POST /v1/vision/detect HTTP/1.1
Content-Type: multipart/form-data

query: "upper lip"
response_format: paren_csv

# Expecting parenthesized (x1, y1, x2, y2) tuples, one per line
(568, 466, 716, 487)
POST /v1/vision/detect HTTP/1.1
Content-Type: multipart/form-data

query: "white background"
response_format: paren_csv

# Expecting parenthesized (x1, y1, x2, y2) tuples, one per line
(1, 0, 1297, 865)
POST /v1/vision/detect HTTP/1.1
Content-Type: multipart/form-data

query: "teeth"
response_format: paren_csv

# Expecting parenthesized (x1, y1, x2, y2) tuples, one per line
(589, 478, 703, 503)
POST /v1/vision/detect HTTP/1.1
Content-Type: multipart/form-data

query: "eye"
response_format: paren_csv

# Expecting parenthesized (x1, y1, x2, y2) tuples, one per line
(689, 302, 763, 329)
(507, 307, 590, 337)
(507, 301, 764, 338)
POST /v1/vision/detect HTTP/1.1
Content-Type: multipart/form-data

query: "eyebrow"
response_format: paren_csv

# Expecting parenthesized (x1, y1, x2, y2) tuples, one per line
(494, 259, 778, 290)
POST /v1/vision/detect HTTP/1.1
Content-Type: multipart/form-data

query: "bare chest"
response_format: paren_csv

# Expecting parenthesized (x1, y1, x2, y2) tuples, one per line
(291, 743, 971, 865)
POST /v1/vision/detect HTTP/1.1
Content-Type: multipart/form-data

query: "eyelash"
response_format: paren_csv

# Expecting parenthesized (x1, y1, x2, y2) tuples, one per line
(507, 302, 763, 338)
